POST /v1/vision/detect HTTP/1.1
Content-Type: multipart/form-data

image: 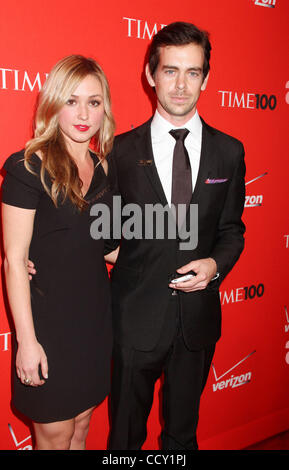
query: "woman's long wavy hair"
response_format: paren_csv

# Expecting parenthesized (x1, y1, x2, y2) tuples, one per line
(24, 55, 115, 210)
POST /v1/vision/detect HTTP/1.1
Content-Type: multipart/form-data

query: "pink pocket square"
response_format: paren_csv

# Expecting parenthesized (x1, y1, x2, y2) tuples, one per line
(205, 178, 228, 184)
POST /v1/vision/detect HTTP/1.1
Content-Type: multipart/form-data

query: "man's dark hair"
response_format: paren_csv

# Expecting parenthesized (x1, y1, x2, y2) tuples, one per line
(148, 22, 211, 79)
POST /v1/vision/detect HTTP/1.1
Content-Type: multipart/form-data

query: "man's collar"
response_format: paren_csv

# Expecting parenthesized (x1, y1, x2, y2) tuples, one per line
(151, 109, 202, 142)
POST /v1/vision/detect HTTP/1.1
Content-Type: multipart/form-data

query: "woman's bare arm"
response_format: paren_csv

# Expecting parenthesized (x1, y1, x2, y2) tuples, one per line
(2, 203, 48, 386)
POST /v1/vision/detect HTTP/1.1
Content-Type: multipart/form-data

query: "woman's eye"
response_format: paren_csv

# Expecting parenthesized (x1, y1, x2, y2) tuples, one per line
(66, 99, 76, 105)
(90, 100, 100, 107)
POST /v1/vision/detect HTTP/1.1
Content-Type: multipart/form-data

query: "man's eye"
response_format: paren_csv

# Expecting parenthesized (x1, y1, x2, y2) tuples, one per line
(189, 71, 202, 78)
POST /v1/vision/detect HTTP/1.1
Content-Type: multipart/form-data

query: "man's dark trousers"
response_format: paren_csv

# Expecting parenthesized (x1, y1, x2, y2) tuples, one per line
(108, 293, 215, 450)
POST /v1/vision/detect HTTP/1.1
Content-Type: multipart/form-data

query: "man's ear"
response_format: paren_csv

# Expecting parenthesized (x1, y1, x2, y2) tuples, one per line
(145, 63, 156, 88)
(201, 71, 209, 91)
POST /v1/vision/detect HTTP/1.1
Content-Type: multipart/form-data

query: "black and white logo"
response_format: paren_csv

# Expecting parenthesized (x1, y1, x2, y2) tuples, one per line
(8, 423, 32, 450)
(123, 17, 166, 39)
(245, 172, 267, 208)
(284, 306, 289, 333)
(0, 331, 11, 352)
(0, 68, 48, 91)
(285, 81, 289, 104)
(220, 283, 265, 305)
(212, 351, 256, 392)
(254, 0, 276, 8)
(218, 91, 277, 110)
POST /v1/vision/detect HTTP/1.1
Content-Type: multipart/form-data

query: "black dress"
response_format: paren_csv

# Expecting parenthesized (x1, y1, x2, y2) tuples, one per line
(2, 150, 114, 423)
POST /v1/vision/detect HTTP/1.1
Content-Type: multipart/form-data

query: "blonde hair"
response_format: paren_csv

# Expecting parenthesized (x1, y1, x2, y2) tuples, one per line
(24, 55, 115, 210)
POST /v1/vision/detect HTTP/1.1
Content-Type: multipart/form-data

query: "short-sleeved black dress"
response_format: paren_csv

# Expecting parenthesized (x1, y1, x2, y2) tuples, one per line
(2, 150, 114, 423)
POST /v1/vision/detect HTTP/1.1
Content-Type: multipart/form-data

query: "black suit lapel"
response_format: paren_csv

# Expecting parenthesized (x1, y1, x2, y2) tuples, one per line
(191, 119, 216, 204)
(132, 118, 216, 216)
(134, 119, 169, 207)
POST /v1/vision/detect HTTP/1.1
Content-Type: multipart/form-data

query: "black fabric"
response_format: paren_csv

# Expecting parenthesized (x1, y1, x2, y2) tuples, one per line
(169, 128, 192, 228)
(108, 296, 215, 450)
(107, 118, 246, 351)
(2, 150, 114, 423)
(105, 116, 245, 451)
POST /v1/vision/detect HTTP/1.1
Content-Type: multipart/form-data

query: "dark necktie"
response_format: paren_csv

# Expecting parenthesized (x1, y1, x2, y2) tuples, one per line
(169, 128, 192, 228)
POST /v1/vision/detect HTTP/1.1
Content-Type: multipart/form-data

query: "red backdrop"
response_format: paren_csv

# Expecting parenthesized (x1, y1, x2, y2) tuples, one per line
(0, 0, 288, 450)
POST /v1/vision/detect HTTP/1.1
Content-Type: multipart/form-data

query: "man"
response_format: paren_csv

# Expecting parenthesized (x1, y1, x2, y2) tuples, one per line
(106, 22, 246, 450)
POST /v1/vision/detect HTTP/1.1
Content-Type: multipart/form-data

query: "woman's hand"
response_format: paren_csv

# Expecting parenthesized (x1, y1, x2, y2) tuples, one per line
(27, 259, 36, 280)
(104, 247, 119, 265)
(16, 340, 48, 387)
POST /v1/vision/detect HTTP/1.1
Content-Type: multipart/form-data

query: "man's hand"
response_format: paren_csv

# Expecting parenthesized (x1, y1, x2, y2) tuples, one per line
(27, 260, 36, 280)
(169, 258, 217, 293)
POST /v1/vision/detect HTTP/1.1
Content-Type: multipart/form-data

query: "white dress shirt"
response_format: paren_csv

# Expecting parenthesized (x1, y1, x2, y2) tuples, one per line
(150, 109, 202, 206)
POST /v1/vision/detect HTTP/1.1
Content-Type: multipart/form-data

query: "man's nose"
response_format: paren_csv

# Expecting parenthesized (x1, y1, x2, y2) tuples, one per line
(176, 73, 186, 90)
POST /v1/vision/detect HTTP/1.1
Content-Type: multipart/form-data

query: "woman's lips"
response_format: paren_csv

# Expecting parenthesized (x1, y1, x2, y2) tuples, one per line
(74, 125, 90, 132)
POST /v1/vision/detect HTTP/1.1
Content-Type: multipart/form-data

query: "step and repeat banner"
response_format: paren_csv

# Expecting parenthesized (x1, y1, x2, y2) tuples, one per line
(0, 0, 288, 450)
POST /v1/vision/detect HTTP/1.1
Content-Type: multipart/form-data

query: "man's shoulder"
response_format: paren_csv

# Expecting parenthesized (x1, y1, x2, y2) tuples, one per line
(202, 118, 244, 153)
(114, 118, 152, 146)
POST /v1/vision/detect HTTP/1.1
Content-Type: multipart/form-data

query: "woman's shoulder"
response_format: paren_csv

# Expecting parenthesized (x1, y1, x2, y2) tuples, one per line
(4, 149, 25, 169)
(3, 149, 42, 187)
(4, 149, 41, 169)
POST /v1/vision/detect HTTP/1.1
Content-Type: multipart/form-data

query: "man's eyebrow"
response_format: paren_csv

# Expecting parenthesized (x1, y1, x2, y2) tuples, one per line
(162, 65, 203, 72)
(162, 65, 178, 69)
(188, 66, 203, 72)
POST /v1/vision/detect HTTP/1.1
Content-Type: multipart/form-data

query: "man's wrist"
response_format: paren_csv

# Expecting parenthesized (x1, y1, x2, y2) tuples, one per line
(208, 257, 219, 282)
(211, 272, 220, 281)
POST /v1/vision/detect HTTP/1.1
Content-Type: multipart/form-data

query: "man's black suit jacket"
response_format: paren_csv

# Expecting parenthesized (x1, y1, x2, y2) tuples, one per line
(105, 117, 246, 352)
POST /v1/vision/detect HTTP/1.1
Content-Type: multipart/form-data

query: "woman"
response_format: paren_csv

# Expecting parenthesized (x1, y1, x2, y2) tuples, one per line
(2, 55, 116, 450)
